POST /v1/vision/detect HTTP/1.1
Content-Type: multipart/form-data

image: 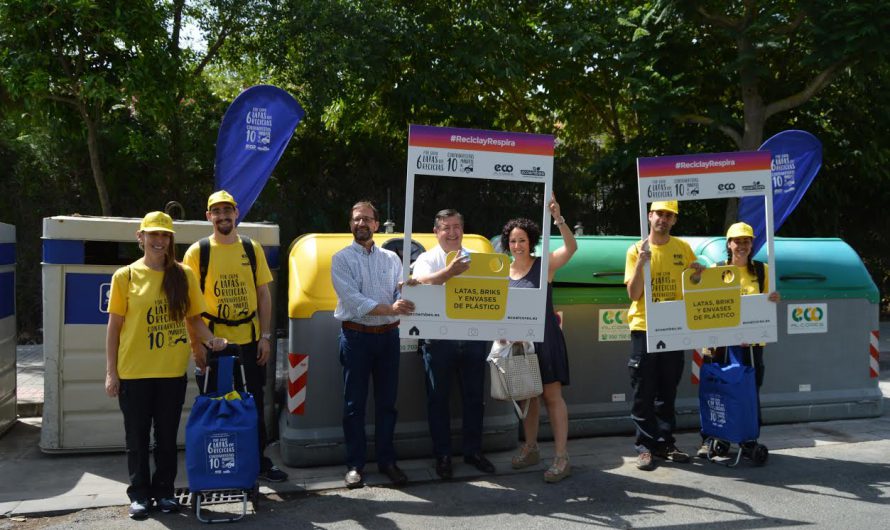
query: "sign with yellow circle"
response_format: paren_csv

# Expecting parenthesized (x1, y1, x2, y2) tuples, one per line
(683, 266, 741, 330)
(444, 251, 510, 320)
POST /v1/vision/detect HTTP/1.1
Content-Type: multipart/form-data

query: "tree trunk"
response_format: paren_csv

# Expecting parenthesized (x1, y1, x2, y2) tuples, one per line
(80, 102, 112, 216)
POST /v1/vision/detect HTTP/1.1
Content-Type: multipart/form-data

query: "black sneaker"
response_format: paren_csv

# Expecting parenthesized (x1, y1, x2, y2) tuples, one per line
(128, 499, 149, 520)
(156, 497, 179, 513)
(260, 465, 289, 482)
(653, 444, 691, 463)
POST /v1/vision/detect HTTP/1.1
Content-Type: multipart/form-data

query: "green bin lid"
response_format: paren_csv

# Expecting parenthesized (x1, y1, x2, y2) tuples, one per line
(693, 237, 878, 303)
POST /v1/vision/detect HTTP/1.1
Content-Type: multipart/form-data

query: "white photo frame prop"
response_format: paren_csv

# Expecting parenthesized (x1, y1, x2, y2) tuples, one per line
(636, 151, 777, 351)
(401, 125, 554, 341)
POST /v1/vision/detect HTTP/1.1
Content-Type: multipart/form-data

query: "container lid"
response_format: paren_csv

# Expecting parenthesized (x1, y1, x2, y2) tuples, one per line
(42, 215, 279, 246)
(524, 235, 641, 287)
(693, 236, 878, 302)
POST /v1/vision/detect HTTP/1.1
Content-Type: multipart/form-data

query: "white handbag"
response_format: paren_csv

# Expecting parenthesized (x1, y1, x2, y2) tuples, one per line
(488, 341, 543, 419)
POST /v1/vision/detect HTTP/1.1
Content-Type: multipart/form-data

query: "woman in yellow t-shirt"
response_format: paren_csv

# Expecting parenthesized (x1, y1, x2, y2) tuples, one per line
(104, 212, 227, 520)
(697, 222, 780, 458)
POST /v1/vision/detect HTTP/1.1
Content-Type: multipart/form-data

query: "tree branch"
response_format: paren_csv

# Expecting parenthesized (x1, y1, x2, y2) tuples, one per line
(696, 6, 740, 29)
(192, 25, 230, 77)
(44, 93, 79, 107)
(770, 9, 807, 36)
(676, 113, 743, 148)
(764, 57, 852, 119)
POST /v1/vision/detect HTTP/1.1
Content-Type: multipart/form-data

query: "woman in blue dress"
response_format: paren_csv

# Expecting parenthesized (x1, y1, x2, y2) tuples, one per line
(501, 195, 577, 482)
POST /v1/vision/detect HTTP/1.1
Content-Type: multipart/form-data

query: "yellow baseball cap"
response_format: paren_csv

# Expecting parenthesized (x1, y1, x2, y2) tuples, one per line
(650, 201, 679, 215)
(139, 211, 175, 233)
(726, 222, 754, 239)
(207, 190, 238, 210)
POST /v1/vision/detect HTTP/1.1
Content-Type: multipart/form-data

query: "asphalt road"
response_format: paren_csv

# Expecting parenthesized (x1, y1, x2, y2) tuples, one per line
(4, 436, 888, 530)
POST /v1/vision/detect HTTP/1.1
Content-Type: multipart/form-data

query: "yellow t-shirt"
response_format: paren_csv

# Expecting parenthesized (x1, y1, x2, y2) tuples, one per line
(183, 236, 273, 345)
(722, 262, 769, 295)
(624, 237, 697, 332)
(108, 261, 206, 379)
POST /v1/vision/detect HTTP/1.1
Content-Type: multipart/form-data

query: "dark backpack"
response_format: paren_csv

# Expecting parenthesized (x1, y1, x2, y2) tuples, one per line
(197, 235, 258, 328)
(718, 259, 765, 293)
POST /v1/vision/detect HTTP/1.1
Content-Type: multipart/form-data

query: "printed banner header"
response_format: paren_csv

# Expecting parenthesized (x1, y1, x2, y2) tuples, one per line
(638, 151, 771, 178)
(409, 124, 554, 156)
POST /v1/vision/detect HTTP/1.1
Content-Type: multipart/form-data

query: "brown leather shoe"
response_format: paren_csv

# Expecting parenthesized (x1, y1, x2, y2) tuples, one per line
(379, 464, 408, 487)
(344, 468, 364, 489)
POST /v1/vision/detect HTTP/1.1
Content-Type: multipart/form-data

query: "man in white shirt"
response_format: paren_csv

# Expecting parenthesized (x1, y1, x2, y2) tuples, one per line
(413, 209, 495, 479)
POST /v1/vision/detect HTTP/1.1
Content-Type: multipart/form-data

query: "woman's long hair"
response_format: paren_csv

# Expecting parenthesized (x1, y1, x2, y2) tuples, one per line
(161, 235, 190, 322)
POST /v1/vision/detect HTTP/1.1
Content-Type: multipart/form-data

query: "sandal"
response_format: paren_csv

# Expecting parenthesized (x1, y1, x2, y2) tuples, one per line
(544, 454, 571, 483)
(511, 443, 540, 470)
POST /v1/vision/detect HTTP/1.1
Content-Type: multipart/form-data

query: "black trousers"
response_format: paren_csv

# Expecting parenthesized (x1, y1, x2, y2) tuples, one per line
(628, 331, 686, 452)
(118, 376, 187, 501)
(195, 342, 272, 470)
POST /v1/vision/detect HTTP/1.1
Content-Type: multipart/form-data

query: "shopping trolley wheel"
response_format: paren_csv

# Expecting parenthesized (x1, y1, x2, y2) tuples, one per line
(714, 440, 731, 457)
(751, 444, 769, 466)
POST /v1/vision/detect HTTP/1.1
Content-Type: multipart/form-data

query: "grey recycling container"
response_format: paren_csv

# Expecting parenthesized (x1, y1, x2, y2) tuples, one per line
(692, 236, 883, 424)
(40, 215, 280, 452)
(280, 232, 518, 467)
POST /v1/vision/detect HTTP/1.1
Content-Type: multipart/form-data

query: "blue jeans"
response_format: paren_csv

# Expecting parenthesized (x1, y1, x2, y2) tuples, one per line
(339, 328, 400, 470)
(422, 339, 487, 457)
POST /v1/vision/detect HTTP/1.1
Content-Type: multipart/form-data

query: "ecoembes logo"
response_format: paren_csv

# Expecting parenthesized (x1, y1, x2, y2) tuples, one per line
(601, 310, 625, 325)
(787, 303, 827, 334)
(791, 307, 824, 322)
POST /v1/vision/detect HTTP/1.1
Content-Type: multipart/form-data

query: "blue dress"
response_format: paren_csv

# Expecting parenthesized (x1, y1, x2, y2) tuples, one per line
(509, 257, 570, 386)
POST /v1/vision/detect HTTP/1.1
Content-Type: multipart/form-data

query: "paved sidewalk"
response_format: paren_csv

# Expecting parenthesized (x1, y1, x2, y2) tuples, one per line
(15, 344, 43, 418)
(4, 323, 889, 518)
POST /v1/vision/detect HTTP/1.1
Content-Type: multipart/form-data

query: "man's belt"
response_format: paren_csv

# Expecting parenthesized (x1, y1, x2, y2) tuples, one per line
(341, 321, 400, 334)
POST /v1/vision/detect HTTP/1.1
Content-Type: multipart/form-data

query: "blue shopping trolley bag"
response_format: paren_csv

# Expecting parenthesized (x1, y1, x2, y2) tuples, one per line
(699, 346, 760, 444)
(186, 354, 260, 492)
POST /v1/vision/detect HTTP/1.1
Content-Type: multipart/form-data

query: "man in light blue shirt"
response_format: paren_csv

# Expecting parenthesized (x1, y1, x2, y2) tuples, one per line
(331, 200, 415, 489)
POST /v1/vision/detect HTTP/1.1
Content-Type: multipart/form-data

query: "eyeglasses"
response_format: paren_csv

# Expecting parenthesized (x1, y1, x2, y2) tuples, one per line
(351, 216, 376, 225)
(210, 206, 235, 215)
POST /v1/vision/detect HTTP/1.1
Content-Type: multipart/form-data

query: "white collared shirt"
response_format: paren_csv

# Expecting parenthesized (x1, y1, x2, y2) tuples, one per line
(331, 240, 402, 325)
(412, 245, 470, 277)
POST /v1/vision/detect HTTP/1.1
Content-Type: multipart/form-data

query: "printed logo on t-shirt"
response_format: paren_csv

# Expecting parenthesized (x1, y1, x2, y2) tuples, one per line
(213, 273, 251, 319)
(145, 298, 187, 350)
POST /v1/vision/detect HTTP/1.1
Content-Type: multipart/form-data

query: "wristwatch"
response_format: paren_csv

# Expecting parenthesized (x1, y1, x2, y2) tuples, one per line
(260, 333, 272, 342)
(553, 215, 566, 226)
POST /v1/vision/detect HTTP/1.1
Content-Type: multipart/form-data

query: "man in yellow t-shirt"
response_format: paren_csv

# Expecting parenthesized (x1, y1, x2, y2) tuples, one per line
(624, 200, 703, 471)
(183, 190, 287, 482)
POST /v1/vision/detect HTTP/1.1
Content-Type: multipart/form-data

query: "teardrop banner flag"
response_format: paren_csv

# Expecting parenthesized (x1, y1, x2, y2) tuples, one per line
(739, 130, 822, 254)
(214, 85, 305, 222)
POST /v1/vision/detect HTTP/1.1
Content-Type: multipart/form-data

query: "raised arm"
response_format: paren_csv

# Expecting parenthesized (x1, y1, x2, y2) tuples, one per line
(547, 194, 577, 282)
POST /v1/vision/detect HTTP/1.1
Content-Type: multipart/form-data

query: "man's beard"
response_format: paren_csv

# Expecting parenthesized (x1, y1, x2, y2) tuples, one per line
(353, 226, 371, 242)
(216, 221, 234, 236)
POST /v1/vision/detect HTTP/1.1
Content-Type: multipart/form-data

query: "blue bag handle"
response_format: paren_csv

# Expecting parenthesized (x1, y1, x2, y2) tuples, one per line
(215, 355, 236, 395)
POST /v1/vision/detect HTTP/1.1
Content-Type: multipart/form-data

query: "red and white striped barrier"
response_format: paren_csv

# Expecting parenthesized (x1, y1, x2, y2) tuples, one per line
(869, 330, 880, 379)
(691, 349, 702, 385)
(287, 353, 309, 414)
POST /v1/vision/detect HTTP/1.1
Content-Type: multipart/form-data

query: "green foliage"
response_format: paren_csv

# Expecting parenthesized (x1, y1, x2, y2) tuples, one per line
(2, 0, 889, 337)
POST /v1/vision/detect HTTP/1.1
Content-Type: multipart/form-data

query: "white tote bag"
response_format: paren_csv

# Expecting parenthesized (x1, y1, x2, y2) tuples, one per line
(488, 341, 543, 419)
